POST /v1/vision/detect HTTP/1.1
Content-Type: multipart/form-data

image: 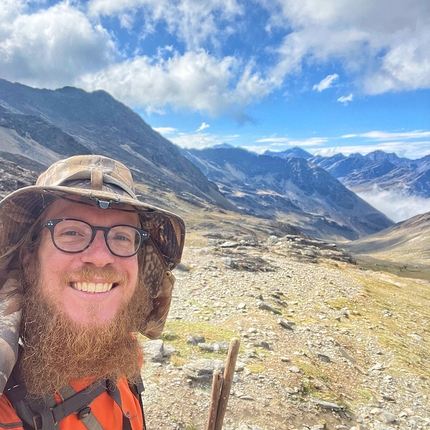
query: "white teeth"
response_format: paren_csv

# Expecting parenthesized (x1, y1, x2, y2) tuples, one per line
(72, 282, 113, 293)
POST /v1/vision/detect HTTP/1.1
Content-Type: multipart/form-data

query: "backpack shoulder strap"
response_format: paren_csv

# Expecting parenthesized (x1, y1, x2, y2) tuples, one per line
(5, 359, 146, 430)
(4, 360, 35, 430)
(128, 375, 146, 429)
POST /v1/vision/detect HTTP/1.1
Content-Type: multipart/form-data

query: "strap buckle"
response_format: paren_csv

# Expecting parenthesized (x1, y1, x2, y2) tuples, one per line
(32, 413, 42, 430)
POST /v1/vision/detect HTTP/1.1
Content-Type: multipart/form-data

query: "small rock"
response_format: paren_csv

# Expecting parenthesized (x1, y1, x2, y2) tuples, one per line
(254, 341, 271, 350)
(278, 318, 294, 330)
(267, 236, 280, 245)
(239, 395, 255, 400)
(140, 339, 165, 362)
(377, 410, 397, 424)
(213, 341, 230, 352)
(257, 301, 281, 315)
(187, 334, 205, 345)
(369, 363, 385, 372)
(316, 353, 331, 363)
(312, 398, 344, 411)
(220, 241, 239, 248)
(176, 263, 190, 272)
(162, 344, 178, 357)
(198, 342, 215, 352)
(182, 358, 225, 381)
(221, 257, 236, 268)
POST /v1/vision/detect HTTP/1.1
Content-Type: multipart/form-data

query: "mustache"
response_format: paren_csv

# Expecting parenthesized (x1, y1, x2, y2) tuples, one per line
(60, 265, 128, 285)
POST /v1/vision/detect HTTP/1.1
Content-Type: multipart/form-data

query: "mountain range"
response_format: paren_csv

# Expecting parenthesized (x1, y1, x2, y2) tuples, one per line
(0, 77, 417, 242)
(181, 146, 393, 240)
(265, 147, 430, 197)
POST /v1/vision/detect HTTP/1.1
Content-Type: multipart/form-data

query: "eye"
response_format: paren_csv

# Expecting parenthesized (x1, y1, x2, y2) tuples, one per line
(55, 221, 89, 242)
(113, 233, 132, 242)
(62, 230, 78, 236)
(110, 227, 136, 243)
(57, 227, 85, 237)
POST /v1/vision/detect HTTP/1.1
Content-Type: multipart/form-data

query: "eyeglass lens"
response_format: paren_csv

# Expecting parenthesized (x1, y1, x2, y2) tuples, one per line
(47, 219, 145, 257)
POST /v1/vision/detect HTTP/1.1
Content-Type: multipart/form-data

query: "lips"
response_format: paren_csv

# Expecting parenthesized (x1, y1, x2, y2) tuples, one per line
(71, 282, 116, 293)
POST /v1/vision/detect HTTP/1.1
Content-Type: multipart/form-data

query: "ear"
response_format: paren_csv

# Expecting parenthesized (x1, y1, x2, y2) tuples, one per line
(19, 245, 33, 267)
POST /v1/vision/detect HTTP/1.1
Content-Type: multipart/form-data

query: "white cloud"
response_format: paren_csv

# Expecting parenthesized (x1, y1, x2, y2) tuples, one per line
(357, 186, 430, 222)
(77, 50, 235, 114)
(88, 0, 244, 50)
(241, 145, 269, 154)
(337, 93, 353, 104)
(245, 136, 329, 154)
(259, 0, 430, 94)
(153, 126, 177, 135)
(333, 130, 430, 158)
(255, 136, 328, 146)
(0, 2, 118, 88)
(169, 131, 238, 149)
(197, 122, 210, 132)
(359, 130, 430, 141)
(77, 49, 271, 116)
(311, 140, 430, 159)
(362, 24, 430, 94)
(313, 74, 339, 92)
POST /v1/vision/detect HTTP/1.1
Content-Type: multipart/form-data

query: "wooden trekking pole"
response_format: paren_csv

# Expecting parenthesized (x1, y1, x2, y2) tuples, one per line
(206, 338, 240, 430)
(206, 370, 223, 430)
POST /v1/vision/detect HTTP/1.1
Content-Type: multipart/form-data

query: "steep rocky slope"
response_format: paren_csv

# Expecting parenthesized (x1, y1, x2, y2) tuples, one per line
(182, 147, 393, 241)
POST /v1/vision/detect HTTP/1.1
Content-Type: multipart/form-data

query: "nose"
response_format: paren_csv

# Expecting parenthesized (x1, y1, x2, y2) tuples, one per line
(80, 231, 115, 267)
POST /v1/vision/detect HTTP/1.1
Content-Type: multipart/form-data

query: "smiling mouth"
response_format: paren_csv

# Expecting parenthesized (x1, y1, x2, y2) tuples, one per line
(71, 282, 117, 293)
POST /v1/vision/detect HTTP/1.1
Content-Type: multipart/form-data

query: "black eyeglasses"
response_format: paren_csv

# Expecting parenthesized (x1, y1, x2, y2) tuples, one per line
(44, 219, 150, 257)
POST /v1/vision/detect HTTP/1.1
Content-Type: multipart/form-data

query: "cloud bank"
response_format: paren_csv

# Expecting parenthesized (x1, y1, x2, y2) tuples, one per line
(0, 0, 429, 115)
(358, 186, 430, 222)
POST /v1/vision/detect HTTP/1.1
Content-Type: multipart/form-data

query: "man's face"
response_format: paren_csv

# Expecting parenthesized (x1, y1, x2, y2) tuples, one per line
(37, 199, 140, 326)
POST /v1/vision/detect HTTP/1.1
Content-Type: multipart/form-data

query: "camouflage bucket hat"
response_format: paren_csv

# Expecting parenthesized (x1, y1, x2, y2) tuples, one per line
(0, 155, 185, 393)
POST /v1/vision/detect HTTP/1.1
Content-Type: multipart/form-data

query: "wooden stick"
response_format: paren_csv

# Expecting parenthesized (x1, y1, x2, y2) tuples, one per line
(206, 370, 223, 430)
(214, 338, 240, 430)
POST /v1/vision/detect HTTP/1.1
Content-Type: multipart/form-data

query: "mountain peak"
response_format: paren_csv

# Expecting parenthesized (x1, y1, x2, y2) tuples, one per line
(211, 143, 234, 149)
(264, 147, 313, 160)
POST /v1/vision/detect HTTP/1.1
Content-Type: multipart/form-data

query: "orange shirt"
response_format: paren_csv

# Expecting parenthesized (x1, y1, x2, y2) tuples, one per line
(0, 377, 144, 430)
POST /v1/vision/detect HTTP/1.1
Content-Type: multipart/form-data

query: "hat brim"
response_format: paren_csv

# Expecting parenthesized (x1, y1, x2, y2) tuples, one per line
(0, 185, 186, 270)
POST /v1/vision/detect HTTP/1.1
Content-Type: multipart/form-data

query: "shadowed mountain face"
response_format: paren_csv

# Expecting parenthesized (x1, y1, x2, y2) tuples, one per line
(0, 79, 235, 212)
(182, 147, 394, 240)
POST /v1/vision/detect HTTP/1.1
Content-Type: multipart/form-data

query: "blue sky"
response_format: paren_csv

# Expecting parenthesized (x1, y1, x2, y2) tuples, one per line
(1, 0, 430, 159)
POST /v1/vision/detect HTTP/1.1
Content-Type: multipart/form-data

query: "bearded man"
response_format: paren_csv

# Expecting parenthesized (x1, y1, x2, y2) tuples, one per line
(0, 155, 185, 429)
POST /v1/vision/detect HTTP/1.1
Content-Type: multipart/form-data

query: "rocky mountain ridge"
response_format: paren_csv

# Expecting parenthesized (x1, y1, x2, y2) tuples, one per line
(182, 146, 393, 241)
(265, 147, 430, 198)
(0, 78, 236, 213)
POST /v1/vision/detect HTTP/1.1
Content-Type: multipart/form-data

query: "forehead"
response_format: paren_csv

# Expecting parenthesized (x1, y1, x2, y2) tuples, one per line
(42, 198, 139, 226)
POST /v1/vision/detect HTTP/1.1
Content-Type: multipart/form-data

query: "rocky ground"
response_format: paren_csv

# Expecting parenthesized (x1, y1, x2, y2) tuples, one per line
(139, 231, 430, 430)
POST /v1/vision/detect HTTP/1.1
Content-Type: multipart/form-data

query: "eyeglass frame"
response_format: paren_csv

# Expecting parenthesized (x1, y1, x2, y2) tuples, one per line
(44, 218, 150, 257)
